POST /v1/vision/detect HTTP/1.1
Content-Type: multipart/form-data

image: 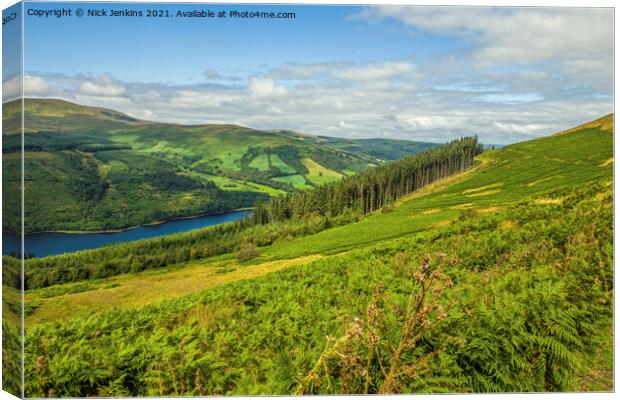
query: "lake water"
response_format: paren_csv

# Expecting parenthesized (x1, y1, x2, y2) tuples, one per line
(2, 210, 250, 258)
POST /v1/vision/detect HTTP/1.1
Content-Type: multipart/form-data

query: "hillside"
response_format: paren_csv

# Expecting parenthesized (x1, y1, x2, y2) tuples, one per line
(2, 98, 437, 232)
(316, 137, 438, 161)
(6, 114, 613, 395)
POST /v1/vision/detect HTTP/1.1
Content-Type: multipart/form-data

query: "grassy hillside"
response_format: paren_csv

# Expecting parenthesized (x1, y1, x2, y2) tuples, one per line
(14, 114, 613, 395)
(2, 99, 436, 232)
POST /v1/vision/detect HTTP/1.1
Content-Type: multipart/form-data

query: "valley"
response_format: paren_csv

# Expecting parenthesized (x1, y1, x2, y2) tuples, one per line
(2, 113, 612, 395)
(1, 4, 613, 398)
(2, 98, 437, 233)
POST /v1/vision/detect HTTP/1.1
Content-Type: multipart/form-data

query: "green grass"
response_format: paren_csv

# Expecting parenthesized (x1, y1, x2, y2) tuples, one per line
(260, 123, 612, 260)
(23, 179, 613, 396)
(21, 115, 613, 311)
(306, 174, 341, 185)
(302, 158, 343, 185)
(249, 154, 270, 171)
(25, 255, 324, 324)
(184, 170, 286, 196)
(272, 174, 313, 190)
(269, 154, 296, 174)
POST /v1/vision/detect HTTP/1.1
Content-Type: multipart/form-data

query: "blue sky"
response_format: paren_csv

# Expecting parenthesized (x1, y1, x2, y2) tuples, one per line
(3, 2, 614, 144)
(23, 4, 465, 83)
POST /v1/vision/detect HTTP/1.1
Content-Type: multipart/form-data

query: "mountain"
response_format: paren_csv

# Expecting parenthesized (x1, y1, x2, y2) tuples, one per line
(2, 98, 437, 232)
(14, 114, 613, 395)
(315, 137, 438, 161)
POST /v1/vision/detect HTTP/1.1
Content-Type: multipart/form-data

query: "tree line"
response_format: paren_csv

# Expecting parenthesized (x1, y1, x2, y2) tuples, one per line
(253, 137, 483, 224)
(19, 211, 358, 290)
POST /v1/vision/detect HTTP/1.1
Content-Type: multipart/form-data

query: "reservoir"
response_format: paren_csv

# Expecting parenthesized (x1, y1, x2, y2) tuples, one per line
(2, 210, 250, 258)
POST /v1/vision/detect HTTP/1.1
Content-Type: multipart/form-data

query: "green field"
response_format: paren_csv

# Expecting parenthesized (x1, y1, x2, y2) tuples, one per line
(302, 158, 343, 185)
(10, 114, 613, 396)
(248, 154, 271, 171)
(270, 154, 296, 174)
(2, 99, 436, 232)
(272, 174, 313, 190)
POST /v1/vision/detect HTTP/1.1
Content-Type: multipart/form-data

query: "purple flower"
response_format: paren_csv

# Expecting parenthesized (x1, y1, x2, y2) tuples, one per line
(421, 262, 429, 271)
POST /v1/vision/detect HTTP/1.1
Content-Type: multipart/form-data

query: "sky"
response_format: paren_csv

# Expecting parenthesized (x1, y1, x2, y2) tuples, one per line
(2, 2, 614, 144)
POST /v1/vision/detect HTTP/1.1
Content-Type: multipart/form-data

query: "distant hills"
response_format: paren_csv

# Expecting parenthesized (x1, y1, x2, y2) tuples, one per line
(2, 98, 437, 232)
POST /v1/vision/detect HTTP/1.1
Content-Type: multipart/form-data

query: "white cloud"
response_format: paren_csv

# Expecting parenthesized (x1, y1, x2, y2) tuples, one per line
(24, 75, 52, 97)
(130, 89, 162, 104)
(2, 77, 21, 101)
(266, 106, 283, 115)
(563, 57, 614, 85)
(11, 53, 612, 146)
(472, 93, 544, 105)
(401, 115, 464, 131)
(517, 71, 548, 81)
(334, 62, 416, 82)
(74, 94, 133, 111)
(352, 7, 613, 88)
(267, 62, 346, 80)
(78, 75, 126, 97)
(249, 78, 288, 100)
(434, 82, 504, 93)
(3, 75, 52, 101)
(266, 61, 417, 84)
(166, 89, 243, 112)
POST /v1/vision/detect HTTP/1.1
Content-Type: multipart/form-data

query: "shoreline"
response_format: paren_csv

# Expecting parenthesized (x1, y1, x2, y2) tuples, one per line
(5, 208, 253, 236)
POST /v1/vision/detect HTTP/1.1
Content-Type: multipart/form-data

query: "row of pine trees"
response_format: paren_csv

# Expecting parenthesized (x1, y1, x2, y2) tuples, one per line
(253, 136, 484, 224)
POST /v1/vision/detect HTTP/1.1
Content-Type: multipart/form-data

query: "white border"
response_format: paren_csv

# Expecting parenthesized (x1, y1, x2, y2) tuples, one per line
(0, 1, 616, 400)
